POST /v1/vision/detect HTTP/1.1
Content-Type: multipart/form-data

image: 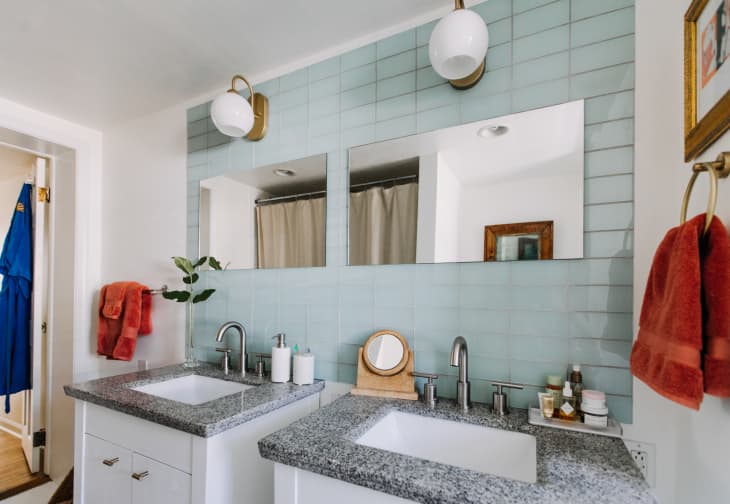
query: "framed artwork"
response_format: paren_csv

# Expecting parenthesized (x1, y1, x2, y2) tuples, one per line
(685, 0, 730, 161)
(483, 221, 554, 262)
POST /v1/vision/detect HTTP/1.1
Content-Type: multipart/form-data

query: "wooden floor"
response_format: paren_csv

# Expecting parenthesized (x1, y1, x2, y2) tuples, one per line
(0, 429, 50, 500)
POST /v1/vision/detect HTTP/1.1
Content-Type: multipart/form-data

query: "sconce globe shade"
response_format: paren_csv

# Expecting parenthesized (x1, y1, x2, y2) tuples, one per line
(210, 91, 254, 137)
(429, 8, 488, 80)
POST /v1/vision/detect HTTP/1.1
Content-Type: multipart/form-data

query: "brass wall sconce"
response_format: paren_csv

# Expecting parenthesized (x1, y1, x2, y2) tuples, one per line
(429, 0, 489, 90)
(210, 74, 268, 141)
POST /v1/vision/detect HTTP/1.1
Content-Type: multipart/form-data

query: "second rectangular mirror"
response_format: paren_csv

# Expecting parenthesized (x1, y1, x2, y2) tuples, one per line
(348, 101, 584, 266)
(199, 153, 327, 270)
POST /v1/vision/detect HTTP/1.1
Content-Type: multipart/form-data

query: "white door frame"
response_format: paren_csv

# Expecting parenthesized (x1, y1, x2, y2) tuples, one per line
(0, 142, 55, 475)
(18, 156, 52, 473)
(0, 96, 102, 480)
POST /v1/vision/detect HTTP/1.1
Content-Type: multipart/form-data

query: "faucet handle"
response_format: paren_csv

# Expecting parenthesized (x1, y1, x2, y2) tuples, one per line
(412, 371, 439, 383)
(490, 381, 523, 416)
(412, 372, 439, 407)
(491, 381, 523, 393)
(254, 353, 271, 377)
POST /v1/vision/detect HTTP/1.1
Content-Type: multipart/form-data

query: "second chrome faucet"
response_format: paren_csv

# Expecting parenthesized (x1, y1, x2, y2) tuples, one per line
(215, 321, 247, 377)
(450, 336, 471, 411)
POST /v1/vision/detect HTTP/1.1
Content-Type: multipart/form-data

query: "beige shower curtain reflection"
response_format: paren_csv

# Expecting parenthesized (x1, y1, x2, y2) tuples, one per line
(256, 197, 325, 268)
(349, 182, 418, 266)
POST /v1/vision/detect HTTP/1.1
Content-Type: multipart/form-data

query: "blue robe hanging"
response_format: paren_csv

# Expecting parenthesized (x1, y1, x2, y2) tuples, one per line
(0, 184, 32, 413)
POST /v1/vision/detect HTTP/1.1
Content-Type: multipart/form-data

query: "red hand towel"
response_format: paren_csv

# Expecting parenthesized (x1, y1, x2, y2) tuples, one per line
(102, 282, 127, 319)
(700, 217, 730, 397)
(631, 214, 730, 409)
(97, 282, 153, 361)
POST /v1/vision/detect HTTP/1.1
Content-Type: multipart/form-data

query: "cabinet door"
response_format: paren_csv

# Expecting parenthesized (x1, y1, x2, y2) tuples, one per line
(131, 453, 191, 504)
(84, 434, 132, 504)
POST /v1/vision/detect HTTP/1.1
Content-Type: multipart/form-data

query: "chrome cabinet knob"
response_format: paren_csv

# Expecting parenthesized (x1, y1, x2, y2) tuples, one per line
(131, 470, 149, 481)
(102, 457, 119, 467)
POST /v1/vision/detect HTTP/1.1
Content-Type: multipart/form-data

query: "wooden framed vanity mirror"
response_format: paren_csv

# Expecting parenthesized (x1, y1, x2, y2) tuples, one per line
(352, 330, 418, 400)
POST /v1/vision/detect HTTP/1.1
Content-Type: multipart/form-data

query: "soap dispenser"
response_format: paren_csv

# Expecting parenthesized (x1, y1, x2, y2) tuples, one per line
(270, 333, 291, 383)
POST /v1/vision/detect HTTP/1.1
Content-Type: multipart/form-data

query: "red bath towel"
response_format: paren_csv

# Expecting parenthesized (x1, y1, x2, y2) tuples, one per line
(631, 214, 730, 409)
(97, 282, 153, 361)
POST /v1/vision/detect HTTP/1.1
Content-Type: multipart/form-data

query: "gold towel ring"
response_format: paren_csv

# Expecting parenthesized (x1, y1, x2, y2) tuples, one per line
(680, 152, 730, 235)
(680, 163, 718, 235)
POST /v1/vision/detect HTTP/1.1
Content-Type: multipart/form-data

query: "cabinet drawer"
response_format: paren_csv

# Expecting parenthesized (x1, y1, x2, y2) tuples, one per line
(132, 453, 191, 504)
(85, 403, 193, 473)
(83, 434, 132, 504)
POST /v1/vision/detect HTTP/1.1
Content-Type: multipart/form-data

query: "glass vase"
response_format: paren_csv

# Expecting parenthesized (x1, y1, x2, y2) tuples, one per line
(183, 300, 199, 367)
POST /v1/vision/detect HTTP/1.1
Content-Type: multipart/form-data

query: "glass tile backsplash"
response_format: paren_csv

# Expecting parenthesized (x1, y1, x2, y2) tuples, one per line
(186, 0, 635, 422)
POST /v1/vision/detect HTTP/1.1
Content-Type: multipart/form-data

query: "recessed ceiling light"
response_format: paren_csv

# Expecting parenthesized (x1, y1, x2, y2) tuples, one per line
(274, 168, 296, 177)
(477, 125, 508, 137)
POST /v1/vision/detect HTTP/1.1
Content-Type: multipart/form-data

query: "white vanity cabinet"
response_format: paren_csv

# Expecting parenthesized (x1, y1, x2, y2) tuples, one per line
(84, 435, 133, 504)
(74, 394, 320, 504)
(84, 433, 191, 504)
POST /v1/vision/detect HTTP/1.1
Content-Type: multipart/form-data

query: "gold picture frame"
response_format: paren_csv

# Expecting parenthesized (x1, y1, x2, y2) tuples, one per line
(483, 220, 554, 262)
(685, 0, 730, 161)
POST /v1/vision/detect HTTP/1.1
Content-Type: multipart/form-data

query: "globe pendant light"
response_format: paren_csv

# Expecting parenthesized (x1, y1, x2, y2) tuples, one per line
(210, 74, 269, 140)
(429, 0, 489, 89)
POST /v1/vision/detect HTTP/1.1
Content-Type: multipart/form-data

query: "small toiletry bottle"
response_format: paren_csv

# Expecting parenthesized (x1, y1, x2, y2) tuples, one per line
(569, 364, 584, 415)
(558, 381, 577, 421)
(546, 375, 563, 416)
(538, 392, 555, 419)
(293, 347, 315, 385)
(270, 333, 291, 383)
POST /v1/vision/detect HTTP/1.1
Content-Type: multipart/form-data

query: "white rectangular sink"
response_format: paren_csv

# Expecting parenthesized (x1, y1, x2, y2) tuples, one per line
(132, 374, 254, 405)
(356, 411, 537, 483)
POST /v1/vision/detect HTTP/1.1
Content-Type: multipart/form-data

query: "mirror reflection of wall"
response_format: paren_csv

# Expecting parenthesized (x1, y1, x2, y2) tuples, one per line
(347, 101, 585, 266)
(198, 153, 327, 270)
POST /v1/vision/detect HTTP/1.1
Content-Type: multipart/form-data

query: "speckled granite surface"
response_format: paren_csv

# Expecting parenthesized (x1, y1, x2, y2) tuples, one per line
(258, 394, 656, 504)
(64, 363, 323, 437)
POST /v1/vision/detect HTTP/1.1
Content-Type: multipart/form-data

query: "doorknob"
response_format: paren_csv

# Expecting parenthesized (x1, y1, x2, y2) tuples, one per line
(102, 457, 119, 467)
(131, 471, 149, 481)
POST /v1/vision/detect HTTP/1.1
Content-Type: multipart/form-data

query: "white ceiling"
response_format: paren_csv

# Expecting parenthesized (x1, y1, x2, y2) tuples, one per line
(0, 1, 464, 129)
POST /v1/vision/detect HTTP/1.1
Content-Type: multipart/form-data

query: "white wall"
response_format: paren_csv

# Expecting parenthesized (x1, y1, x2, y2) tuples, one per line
(101, 104, 188, 374)
(627, 1, 730, 502)
(416, 152, 461, 263)
(432, 154, 461, 262)
(416, 153, 438, 263)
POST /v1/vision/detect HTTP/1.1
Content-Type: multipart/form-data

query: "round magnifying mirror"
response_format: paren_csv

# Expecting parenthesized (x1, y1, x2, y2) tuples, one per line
(363, 330, 409, 376)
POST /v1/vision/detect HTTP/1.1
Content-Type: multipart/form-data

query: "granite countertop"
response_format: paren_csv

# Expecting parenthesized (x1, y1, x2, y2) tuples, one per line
(258, 394, 656, 504)
(63, 363, 324, 437)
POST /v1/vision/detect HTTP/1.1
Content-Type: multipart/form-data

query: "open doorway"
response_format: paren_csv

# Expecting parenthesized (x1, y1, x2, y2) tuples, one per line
(0, 143, 51, 498)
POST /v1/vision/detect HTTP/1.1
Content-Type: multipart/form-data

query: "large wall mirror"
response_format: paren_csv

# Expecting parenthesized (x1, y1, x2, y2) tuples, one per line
(199, 153, 327, 270)
(348, 101, 584, 266)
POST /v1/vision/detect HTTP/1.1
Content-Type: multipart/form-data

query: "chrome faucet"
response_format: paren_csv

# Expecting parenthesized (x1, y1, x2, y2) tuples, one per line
(215, 321, 247, 377)
(450, 336, 471, 410)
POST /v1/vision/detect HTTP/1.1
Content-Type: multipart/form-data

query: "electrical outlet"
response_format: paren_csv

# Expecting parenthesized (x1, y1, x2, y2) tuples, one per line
(623, 440, 656, 488)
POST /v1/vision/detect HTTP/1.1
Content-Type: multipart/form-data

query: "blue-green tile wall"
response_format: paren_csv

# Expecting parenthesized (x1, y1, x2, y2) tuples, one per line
(186, 0, 635, 422)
